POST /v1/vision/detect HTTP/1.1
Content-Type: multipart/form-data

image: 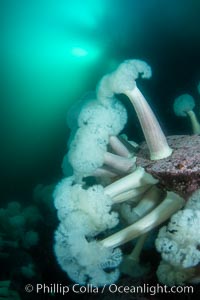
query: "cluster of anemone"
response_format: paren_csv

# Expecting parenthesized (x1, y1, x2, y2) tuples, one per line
(0, 201, 41, 253)
(53, 59, 200, 286)
(0, 199, 45, 285)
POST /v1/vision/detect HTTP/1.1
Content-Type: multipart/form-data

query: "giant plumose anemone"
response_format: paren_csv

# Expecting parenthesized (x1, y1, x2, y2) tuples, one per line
(53, 59, 200, 286)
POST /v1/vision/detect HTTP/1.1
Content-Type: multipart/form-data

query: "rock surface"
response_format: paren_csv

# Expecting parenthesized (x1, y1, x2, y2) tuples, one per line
(136, 135, 200, 198)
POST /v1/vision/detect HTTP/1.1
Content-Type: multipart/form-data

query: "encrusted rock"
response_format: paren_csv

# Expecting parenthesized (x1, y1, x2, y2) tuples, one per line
(136, 135, 200, 198)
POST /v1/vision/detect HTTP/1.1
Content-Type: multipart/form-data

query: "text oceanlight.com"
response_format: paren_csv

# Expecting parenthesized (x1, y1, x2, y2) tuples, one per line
(24, 283, 194, 296)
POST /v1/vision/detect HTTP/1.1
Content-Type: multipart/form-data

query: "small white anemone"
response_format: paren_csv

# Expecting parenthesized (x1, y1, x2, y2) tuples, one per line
(173, 94, 200, 134)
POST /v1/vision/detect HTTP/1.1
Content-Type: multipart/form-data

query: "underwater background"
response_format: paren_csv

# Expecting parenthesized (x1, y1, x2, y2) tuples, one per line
(1, 0, 200, 299)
